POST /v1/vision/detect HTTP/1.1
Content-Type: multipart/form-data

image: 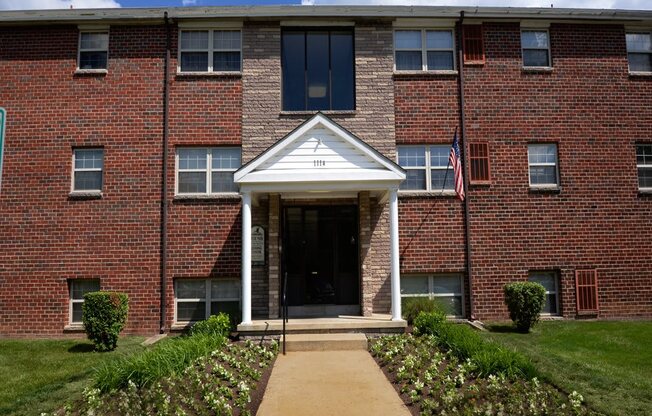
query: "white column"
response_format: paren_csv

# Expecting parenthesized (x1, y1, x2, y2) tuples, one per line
(241, 191, 252, 325)
(389, 187, 402, 321)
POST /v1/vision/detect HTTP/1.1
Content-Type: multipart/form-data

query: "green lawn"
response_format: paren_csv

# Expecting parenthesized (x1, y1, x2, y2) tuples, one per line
(484, 320, 652, 416)
(0, 337, 145, 416)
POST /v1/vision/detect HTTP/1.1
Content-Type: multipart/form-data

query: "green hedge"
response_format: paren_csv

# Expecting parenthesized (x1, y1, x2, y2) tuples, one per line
(504, 281, 546, 333)
(413, 311, 537, 379)
(402, 297, 445, 325)
(189, 313, 231, 338)
(82, 291, 129, 352)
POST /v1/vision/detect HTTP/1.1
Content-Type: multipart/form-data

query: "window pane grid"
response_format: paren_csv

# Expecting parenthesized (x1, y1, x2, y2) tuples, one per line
(528, 144, 559, 186)
(521, 30, 551, 67)
(401, 274, 464, 317)
(395, 29, 455, 71)
(180, 30, 241, 73)
(398, 145, 454, 191)
(175, 279, 240, 322)
(637, 144, 652, 189)
(73, 149, 103, 191)
(177, 147, 240, 194)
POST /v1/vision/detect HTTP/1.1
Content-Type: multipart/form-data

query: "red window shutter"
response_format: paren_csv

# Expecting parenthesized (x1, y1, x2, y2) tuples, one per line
(575, 270, 599, 314)
(469, 142, 491, 184)
(463, 25, 485, 64)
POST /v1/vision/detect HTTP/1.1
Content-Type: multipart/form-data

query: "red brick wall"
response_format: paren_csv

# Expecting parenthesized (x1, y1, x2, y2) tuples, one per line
(396, 22, 652, 320)
(0, 25, 166, 335)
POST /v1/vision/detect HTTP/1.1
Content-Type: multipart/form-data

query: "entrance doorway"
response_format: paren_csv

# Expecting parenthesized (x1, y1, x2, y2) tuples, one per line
(282, 205, 360, 316)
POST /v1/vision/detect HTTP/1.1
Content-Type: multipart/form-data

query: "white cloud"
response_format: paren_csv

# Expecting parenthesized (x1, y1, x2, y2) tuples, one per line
(0, 0, 121, 10)
(182, 0, 197, 5)
(302, 0, 652, 10)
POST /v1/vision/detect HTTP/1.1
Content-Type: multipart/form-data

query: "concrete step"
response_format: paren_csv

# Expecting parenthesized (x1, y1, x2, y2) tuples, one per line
(281, 333, 368, 351)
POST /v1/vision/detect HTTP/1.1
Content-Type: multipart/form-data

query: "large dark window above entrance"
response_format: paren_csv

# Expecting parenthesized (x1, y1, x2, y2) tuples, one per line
(281, 28, 355, 111)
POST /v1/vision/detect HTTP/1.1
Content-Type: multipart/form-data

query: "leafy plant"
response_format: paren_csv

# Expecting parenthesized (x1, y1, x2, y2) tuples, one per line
(189, 313, 232, 338)
(503, 282, 546, 333)
(402, 298, 445, 325)
(82, 291, 129, 352)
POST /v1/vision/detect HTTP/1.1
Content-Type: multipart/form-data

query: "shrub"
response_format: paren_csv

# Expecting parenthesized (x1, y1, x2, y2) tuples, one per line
(413, 311, 537, 379)
(82, 291, 129, 352)
(94, 333, 226, 392)
(402, 297, 445, 325)
(503, 282, 546, 333)
(189, 313, 231, 338)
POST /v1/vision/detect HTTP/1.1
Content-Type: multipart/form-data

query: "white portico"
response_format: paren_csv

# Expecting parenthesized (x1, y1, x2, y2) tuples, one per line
(234, 113, 405, 325)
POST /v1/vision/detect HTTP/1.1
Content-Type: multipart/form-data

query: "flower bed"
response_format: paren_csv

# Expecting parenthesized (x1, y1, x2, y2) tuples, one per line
(49, 340, 278, 416)
(370, 334, 597, 415)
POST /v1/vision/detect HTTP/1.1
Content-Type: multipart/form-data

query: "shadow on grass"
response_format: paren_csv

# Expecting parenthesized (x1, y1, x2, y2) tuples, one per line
(485, 324, 527, 334)
(67, 343, 95, 353)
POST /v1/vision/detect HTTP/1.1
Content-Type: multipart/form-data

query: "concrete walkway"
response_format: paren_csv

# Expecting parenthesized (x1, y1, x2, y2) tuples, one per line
(257, 350, 411, 416)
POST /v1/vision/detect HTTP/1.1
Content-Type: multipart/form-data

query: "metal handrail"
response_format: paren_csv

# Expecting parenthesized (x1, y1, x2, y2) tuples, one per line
(282, 271, 288, 355)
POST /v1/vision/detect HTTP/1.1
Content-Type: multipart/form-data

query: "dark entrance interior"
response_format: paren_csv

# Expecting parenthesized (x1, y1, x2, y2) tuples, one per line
(282, 205, 359, 311)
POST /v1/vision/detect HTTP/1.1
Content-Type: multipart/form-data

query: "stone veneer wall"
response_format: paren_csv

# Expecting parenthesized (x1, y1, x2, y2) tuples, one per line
(241, 21, 397, 316)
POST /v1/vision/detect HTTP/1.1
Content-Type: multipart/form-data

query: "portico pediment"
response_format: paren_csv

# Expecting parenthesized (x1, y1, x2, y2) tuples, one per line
(234, 113, 405, 193)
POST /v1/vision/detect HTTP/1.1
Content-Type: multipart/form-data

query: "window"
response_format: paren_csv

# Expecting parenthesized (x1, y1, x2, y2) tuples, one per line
(462, 25, 484, 64)
(637, 144, 652, 190)
(575, 270, 599, 314)
(281, 28, 355, 111)
(394, 29, 455, 71)
(175, 279, 240, 322)
(72, 148, 104, 192)
(529, 271, 559, 315)
(69, 279, 100, 324)
(521, 30, 551, 68)
(179, 30, 241, 73)
(469, 142, 491, 184)
(78, 32, 109, 70)
(528, 144, 559, 187)
(626, 32, 652, 73)
(397, 145, 454, 191)
(176, 147, 241, 195)
(401, 274, 464, 317)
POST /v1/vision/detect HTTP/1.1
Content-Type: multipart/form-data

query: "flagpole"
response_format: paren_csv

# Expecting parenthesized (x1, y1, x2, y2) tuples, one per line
(440, 127, 457, 194)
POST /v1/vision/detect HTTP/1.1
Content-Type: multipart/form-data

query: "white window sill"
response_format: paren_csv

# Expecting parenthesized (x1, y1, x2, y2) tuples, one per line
(529, 185, 561, 193)
(393, 70, 458, 76)
(639, 188, 652, 195)
(629, 71, 652, 77)
(176, 71, 242, 77)
(398, 190, 457, 197)
(69, 190, 103, 199)
(171, 322, 193, 331)
(174, 193, 241, 201)
(522, 66, 554, 73)
(74, 69, 108, 75)
(64, 324, 85, 332)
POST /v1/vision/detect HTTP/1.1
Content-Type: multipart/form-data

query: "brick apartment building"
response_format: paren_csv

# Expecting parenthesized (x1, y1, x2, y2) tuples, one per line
(0, 5, 651, 336)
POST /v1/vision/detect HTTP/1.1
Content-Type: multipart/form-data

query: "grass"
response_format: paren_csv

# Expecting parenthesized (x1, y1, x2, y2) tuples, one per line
(0, 337, 145, 416)
(484, 320, 652, 416)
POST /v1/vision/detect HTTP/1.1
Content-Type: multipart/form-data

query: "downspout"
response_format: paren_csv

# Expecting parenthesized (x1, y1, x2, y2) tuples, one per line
(160, 11, 171, 334)
(457, 11, 476, 321)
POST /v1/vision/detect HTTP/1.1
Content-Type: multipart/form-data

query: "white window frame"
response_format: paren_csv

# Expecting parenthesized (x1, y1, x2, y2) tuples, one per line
(397, 145, 454, 192)
(393, 28, 457, 72)
(626, 31, 652, 74)
(175, 147, 241, 196)
(521, 29, 552, 69)
(400, 274, 465, 318)
(528, 271, 560, 316)
(174, 278, 241, 323)
(71, 148, 104, 193)
(637, 143, 652, 191)
(69, 279, 100, 325)
(527, 143, 560, 188)
(177, 29, 242, 74)
(77, 30, 109, 71)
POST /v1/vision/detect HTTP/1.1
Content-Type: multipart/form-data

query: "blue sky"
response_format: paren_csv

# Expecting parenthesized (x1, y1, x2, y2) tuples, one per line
(1, 0, 651, 11)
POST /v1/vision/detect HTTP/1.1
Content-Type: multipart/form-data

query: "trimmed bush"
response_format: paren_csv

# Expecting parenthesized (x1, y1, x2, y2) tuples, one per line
(94, 333, 226, 392)
(82, 291, 129, 352)
(402, 297, 445, 325)
(504, 282, 546, 333)
(189, 313, 231, 338)
(413, 311, 537, 379)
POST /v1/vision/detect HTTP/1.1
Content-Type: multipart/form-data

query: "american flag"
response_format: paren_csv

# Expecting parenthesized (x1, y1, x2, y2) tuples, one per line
(449, 131, 465, 201)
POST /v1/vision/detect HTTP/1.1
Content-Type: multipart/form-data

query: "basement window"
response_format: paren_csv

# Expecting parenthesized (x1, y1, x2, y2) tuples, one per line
(626, 32, 652, 73)
(78, 31, 109, 70)
(72, 148, 104, 192)
(175, 279, 240, 323)
(528, 271, 559, 315)
(69, 279, 100, 325)
(176, 147, 241, 195)
(401, 274, 464, 317)
(179, 29, 242, 73)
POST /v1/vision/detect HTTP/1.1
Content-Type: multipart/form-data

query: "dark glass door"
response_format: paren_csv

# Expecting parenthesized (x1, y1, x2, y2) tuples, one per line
(283, 205, 359, 307)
